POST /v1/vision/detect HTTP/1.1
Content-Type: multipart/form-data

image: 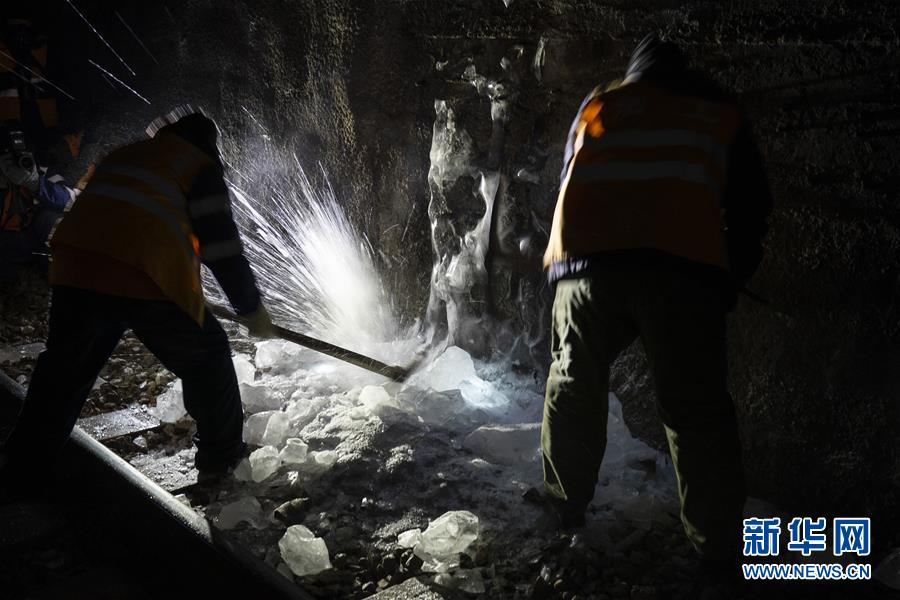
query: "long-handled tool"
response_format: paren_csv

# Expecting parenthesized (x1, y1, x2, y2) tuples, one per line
(208, 304, 417, 382)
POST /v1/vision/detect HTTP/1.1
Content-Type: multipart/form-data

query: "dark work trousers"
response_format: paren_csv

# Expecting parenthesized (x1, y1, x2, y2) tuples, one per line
(542, 264, 746, 559)
(4, 285, 246, 479)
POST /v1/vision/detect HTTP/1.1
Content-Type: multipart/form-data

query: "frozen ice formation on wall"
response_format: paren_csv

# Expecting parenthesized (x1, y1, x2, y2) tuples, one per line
(279, 524, 332, 576)
(150, 380, 186, 423)
(400, 510, 480, 573)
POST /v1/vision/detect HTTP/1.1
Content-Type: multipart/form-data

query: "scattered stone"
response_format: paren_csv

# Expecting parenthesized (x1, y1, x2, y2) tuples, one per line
(274, 497, 312, 525)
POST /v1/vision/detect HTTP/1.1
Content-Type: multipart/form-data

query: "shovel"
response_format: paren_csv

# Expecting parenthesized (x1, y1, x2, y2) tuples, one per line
(208, 304, 418, 382)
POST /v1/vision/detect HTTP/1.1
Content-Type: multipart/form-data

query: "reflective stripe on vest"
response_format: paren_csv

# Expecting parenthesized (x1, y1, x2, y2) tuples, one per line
(99, 164, 187, 209)
(85, 182, 193, 257)
(544, 82, 740, 270)
(580, 129, 728, 169)
(570, 161, 721, 197)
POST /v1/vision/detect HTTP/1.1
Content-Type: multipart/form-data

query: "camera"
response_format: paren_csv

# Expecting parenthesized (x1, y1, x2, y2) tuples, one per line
(1, 126, 36, 172)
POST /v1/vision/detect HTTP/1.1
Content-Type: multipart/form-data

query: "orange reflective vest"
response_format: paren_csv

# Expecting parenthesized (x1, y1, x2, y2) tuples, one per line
(50, 133, 213, 324)
(1, 186, 35, 232)
(544, 81, 741, 271)
(0, 39, 59, 128)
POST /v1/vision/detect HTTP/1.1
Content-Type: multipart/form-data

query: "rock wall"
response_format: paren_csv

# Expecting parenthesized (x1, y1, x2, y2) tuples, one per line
(34, 0, 900, 541)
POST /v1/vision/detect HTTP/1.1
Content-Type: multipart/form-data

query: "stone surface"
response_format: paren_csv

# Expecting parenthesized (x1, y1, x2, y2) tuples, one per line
(77, 406, 160, 442)
(364, 576, 448, 599)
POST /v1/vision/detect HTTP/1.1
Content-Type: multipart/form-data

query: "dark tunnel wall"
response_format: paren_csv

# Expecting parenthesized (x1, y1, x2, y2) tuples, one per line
(23, 1, 900, 540)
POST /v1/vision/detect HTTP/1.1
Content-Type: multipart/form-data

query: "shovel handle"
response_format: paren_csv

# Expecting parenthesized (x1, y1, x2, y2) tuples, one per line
(207, 304, 410, 382)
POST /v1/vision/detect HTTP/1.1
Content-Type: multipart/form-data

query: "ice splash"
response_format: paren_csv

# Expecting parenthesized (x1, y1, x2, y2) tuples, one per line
(205, 138, 401, 354)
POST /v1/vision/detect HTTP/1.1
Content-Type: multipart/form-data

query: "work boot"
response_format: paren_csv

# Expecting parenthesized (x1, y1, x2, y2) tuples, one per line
(195, 442, 249, 486)
(523, 486, 586, 530)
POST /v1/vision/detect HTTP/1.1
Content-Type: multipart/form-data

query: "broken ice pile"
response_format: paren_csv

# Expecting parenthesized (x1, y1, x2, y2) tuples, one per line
(410, 346, 507, 409)
(279, 524, 332, 576)
(255, 339, 304, 374)
(398, 510, 480, 573)
(150, 380, 186, 423)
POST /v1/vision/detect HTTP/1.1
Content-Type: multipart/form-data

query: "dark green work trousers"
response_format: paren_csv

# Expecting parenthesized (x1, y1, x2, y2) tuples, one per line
(542, 263, 745, 558)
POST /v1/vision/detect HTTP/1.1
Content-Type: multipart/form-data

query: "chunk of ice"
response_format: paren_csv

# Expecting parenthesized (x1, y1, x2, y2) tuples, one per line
(215, 496, 265, 530)
(463, 423, 540, 465)
(397, 528, 422, 548)
(310, 450, 338, 468)
(232, 353, 255, 385)
(241, 382, 284, 414)
(458, 377, 508, 408)
(255, 339, 302, 374)
(286, 396, 328, 430)
(151, 380, 186, 423)
(278, 524, 332, 576)
(249, 446, 281, 482)
(399, 388, 466, 426)
(359, 386, 388, 406)
(243, 410, 277, 446)
(262, 412, 290, 448)
(413, 346, 476, 392)
(279, 438, 309, 465)
(359, 384, 402, 419)
(414, 510, 480, 572)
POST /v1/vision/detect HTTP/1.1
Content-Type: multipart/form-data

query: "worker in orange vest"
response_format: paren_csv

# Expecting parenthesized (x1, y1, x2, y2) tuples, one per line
(539, 35, 772, 563)
(0, 17, 83, 279)
(2, 107, 275, 491)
